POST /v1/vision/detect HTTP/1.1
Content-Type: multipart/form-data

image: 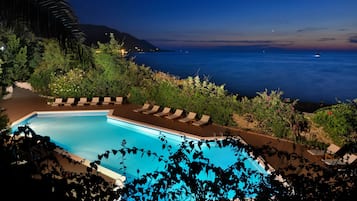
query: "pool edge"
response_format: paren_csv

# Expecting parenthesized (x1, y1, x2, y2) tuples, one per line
(12, 109, 288, 189)
(55, 147, 126, 188)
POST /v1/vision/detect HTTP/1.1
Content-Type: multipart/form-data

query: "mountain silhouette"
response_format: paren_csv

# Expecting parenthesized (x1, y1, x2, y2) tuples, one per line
(79, 24, 160, 52)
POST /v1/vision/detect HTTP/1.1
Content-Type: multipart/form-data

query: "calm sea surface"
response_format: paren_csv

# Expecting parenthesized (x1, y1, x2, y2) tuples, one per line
(132, 49, 357, 104)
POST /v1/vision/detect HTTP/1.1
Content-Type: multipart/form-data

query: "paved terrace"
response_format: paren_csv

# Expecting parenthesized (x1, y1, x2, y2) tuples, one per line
(1, 87, 327, 182)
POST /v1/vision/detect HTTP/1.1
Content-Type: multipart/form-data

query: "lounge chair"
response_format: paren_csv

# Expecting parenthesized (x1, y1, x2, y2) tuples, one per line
(133, 103, 151, 113)
(103, 97, 114, 105)
(178, 112, 197, 123)
(114, 96, 123, 105)
(49, 98, 64, 106)
(154, 107, 171, 117)
(307, 144, 341, 157)
(322, 153, 357, 166)
(77, 97, 88, 106)
(165, 109, 183, 120)
(192, 114, 210, 126)
(142, 105, 160, 115)
(90, 97, 100, 105)
(63, 97, 75, 106)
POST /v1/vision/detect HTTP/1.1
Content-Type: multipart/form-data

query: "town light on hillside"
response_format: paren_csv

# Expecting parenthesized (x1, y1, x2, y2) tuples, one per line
(120, 48, 128, 57)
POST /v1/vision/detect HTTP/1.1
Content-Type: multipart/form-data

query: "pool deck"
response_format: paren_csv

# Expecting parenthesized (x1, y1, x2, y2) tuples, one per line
(0, 87, 327, 182)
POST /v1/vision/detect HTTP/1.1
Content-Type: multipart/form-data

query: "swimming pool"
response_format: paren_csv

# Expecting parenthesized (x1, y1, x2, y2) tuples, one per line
(11, 110, 270, 198)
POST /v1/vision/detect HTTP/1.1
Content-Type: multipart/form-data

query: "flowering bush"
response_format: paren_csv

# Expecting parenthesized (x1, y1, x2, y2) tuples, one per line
(49, 68, 87, 98)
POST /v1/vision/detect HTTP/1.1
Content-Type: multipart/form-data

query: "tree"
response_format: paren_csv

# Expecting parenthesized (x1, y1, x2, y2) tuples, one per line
(0, 32, 28, 83)
(0, 0, 92, 65)
(0, 0, 84, 45)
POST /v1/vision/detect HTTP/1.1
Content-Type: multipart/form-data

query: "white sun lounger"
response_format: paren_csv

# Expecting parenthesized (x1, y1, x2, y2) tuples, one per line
(114, 96, 123, 105)
(77, 97, 88, 106)
(103, 97, 114, 105)
(49, 98, 64, 106)
(63, 97, 75, 106)
(133, 103, 151, 113)
(178, 112, 197, 123)
(142, 105, 160, 115)
(90, 97, 100, 105)
(322, 153, 357, 166)
(154, 107, 171, 117)
(192, 114, 210, 126)
(307, 144, 341, 156)
(165, 109, 183, 120)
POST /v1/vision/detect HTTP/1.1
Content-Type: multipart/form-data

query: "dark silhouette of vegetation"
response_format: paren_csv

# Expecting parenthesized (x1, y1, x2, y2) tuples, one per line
(0, 0, 93, 66)
(1, 1, 356, 200)
(93, 135, 279, 200)
(0, 123, 118, 201)
(0, 0, 84, 44)
(1, 118, 356, 200)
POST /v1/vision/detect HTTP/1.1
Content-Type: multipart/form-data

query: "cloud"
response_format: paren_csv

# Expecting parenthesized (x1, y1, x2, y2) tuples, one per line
(203, 40, 274, 44)
(149, 38, 296, 49)
(338, 28, 348, 32)
(149, 39, 274, 44)
(296, 27, 327, 33)
(318, 37, 336, 42)
(349, 35, 357, 43)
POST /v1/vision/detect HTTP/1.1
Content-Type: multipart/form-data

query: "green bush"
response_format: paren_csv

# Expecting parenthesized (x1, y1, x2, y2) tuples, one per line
(29, 39, 73, 94)
(148, 80, 184, 108)
(0, 31, 28, 87)
(239, 89, 309, 139)
(127, 86, 150, 104)
(312, 100, 357, 145)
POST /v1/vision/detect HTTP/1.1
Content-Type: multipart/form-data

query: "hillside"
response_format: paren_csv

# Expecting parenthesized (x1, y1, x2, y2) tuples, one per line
(79, 24, 160, 52)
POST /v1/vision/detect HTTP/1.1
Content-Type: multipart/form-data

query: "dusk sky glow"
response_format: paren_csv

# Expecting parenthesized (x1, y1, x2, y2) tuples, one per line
(70, 0, 357, 50)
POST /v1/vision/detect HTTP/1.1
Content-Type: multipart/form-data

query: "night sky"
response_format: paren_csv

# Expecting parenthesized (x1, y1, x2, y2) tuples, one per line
(70, 0, 357, 50)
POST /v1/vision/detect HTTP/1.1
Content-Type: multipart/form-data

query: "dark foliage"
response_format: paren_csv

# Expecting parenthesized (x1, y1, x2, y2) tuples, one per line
(0, 0, 92, 63)
(0, 123, 356, 200)
(0, 125, 119, 201)
(0, 0, 84, 44)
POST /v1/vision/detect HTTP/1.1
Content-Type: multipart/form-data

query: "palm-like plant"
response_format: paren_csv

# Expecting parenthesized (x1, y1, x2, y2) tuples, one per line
(0, 0, 85, 45)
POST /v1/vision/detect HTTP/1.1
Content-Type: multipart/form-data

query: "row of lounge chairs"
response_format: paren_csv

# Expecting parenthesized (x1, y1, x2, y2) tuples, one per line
(48, 96, 123, 106)
(133, 103, 211, 126)
(307, 143, 357, 166)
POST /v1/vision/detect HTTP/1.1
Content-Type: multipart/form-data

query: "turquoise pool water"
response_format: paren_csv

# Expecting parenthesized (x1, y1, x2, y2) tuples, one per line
(12, 111, 269, 198)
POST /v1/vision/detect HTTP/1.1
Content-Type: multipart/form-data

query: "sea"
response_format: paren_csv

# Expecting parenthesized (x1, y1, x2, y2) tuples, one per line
(130, 48, 357, 105)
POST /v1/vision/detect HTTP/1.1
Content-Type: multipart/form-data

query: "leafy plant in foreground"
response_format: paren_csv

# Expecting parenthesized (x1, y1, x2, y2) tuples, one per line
(1, 122, 356, 200)
(0, 125, 118, 201)
(93, 135, 286, 201)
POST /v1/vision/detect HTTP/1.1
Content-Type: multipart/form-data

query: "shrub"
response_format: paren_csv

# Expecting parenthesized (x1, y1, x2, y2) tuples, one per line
(153, 75, 239, 125)
(312, 100, 357, 145)
(49, 68, 87, 98)
(0, 31, 28, 87)
(127, 86, 150, 105)
(239, 89, 309, 139)
(29, 39, 73, 94)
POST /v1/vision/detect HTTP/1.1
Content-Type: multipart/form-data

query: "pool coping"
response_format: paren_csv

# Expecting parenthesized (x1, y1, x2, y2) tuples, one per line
(11, 109, 288, 189)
